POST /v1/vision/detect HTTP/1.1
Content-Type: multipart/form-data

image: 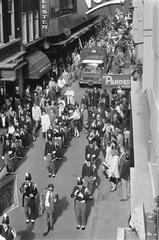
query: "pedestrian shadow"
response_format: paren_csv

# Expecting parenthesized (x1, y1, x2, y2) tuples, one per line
(17, 223, 35, 240)
(86, 198, 95, 224)
(15, 153, 28, 171)
(54, 196, 69, 224)
(96, 175, 101, 187)
(56, 156, 67, 173)
(96, 158, 102, 170)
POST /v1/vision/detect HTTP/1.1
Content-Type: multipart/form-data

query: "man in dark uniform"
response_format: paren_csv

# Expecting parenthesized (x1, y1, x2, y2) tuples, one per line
(71, 177, 92, 230)
(59, 115, 69, 147)
(85, 139, 96, 161)
(82, 156, 97, 196)
(92, 87, 100, 107)
(52, 120, 63, 160)
(19, 173, 38, 223)
(14, 128, 23, 159)
(2, 135, 15, 175)
(0, 214, 16, 240)
(44, 133, 57, 177)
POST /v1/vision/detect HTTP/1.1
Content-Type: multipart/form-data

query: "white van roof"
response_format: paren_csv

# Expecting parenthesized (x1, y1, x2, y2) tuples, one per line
(82, 59, 103, 64)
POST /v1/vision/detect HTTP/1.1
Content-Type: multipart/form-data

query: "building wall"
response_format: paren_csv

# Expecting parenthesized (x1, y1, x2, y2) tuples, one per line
(134, 0, 159, 195)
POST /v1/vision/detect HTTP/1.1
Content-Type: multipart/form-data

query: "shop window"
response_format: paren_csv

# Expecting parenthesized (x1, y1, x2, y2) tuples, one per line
(8, 0, 15, 40)
(21, 12, 27, 44)
(0, 0, 3, 43)
(28, 11, 33, 42)
(34, 10, 39, 39)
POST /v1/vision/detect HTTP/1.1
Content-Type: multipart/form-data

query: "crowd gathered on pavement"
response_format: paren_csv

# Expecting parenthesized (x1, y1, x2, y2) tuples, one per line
(0, 7, 134, 239)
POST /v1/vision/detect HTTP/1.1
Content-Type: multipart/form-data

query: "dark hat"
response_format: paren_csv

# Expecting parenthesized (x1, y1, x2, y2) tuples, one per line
(25, 172, 32, 181)
(48, 184, 54, 190)
(77, 177, 83, 185)
(47, 136, 52, 141)
(2, 214, 9, 224)
(88, 137, 94, 144)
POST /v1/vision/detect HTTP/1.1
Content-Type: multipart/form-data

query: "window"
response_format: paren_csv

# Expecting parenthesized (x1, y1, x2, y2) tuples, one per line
(28, 11, 33, 42)
(8, 0, 15, 40)
(21, 12, 27, 44)
(34, 10, 39, 39)
(0, 0, 3, 43)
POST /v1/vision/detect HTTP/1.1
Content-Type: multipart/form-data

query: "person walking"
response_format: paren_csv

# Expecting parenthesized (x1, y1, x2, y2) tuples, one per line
(19, 173, 38, 223)
(119, 149, 130, 201)
(71, 177, 92, 230)
(0, 111, 9, 143)
(81, 156, 97, 196)
(32, 103, 41, 141)
(0, 214, 16, 240)
(2, 135, 15, 175)
(81, 105, 89, 134)
(44, 133, 57, 177)
(40, 184, 58, 236)
(108, 148, 120, 192)
(41, 110, 51, 139)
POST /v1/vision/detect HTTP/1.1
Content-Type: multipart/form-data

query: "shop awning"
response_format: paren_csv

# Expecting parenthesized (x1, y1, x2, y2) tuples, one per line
(0, 61, 27, 82)
(25, 51, 51, 79)
(52, 21, 98, 46)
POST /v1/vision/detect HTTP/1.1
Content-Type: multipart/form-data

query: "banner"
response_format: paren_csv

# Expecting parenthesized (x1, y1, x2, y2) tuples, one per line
(102, 74, 131, 89)
(0, 175, 18, 216)
(39, 0, 50, 37)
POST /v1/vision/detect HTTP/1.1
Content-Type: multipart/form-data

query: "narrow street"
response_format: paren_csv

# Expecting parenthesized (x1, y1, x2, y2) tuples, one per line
(1, 81, 130, 240)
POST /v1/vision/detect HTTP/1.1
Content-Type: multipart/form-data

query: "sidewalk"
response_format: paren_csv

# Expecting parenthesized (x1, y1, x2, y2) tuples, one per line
(0, 143, 4, 171)
(89, 160, 131, 240)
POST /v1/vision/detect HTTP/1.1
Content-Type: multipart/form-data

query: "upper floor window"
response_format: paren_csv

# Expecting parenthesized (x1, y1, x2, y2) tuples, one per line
(59, 0, 77, 15)
(34, 10, 39, 39)
(0, 0, 3, 43)
(28, 11, 33, 42)
(21, 12, 27, 44)
(8, 0, 15, 40)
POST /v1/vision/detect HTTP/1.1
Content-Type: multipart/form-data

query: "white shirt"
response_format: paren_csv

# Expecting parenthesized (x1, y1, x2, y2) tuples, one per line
(57, 78, 66, 88)
(2, 116, 5, 127)
(45, 190, 51, 207)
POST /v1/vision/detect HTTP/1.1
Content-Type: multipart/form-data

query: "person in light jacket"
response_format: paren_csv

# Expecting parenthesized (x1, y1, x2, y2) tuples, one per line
(41, 110, 51, 139)
(32, 103, 41, 141)
(108, 148, 120, 192)
(64, 87, 75, 105)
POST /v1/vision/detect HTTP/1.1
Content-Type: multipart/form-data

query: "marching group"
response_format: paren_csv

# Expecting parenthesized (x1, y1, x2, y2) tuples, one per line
(0, 8, 133, 240)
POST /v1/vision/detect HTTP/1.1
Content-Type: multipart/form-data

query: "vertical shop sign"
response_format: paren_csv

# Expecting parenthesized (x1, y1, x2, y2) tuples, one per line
(40, 0, 50, 36)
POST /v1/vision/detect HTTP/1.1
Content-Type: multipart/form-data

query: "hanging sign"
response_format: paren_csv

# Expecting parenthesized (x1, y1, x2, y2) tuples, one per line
(102, 74, 131, 89)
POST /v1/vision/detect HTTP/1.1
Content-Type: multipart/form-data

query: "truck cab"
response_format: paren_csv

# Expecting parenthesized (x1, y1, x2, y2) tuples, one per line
(79, 47, 107, 87)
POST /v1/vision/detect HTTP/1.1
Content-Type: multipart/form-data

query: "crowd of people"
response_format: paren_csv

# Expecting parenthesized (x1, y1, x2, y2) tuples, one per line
(0, 7, 133, 239)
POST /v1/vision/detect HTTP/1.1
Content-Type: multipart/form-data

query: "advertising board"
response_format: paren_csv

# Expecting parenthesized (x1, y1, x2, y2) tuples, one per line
(102, 74, 131, 89)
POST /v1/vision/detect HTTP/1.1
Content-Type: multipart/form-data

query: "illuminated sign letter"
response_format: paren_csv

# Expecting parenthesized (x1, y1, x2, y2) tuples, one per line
(84, 0, 92, 9)
(106, 75, 112, 85)
(93, 0, 102, 3)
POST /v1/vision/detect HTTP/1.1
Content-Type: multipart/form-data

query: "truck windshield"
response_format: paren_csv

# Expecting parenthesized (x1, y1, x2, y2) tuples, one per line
(81, 63, 103, 73)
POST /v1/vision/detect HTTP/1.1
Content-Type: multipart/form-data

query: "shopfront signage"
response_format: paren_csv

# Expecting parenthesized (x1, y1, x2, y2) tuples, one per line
(102, 74, 131, 89)
(85, 0, 125, 14)
(40, 0, 50, 36)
